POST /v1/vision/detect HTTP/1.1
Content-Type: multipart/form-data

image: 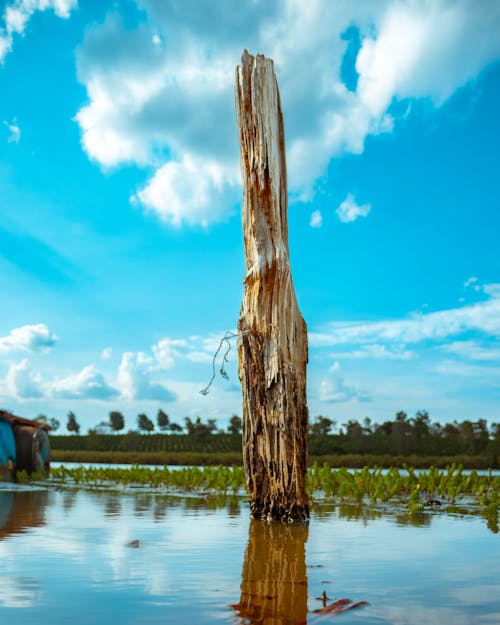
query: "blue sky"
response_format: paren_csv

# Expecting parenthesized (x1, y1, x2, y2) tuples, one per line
(0, 0, 499, 432)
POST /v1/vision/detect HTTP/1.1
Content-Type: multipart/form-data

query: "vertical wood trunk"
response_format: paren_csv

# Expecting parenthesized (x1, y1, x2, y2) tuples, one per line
(235, 50, 309, 522)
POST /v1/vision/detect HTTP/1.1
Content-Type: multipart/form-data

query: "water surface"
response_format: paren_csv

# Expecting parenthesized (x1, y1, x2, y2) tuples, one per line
(0, 487, 498, 624)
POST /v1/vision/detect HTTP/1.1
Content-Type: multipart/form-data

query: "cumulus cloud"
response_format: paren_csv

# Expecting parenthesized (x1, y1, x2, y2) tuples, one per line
(319, 362, 361, 403)
(51, 365, 119, 399)
(356, 0, 500, 110)
(310, 283, 500, 347)
(74, 1, 500, 226)
(336, 193, 371, 223)
(152, 337, 187, 368)
(5, 359, 44, 398)
(117, 351, 176, 401)
(309, 210, 322, 228)
(0, 323, 57, 353)
(152, 333, 226, 368)
(0, 0, 77, 63)
(132, 154, 239, 227)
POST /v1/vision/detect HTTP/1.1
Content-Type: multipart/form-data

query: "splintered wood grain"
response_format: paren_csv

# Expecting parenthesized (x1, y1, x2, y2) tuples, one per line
(235, 50, 309, 522)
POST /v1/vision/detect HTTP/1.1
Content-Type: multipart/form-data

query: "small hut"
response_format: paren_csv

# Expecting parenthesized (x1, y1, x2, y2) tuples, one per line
(0, 411, 51, 481)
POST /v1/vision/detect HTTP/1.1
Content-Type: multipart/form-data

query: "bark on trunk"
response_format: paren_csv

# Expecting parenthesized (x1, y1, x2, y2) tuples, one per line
(235, 50, 309, 522)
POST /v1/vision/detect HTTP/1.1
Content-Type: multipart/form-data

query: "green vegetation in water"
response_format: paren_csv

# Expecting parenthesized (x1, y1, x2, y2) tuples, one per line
(48, 464, 246, 495)
(39, 462, 499, 530)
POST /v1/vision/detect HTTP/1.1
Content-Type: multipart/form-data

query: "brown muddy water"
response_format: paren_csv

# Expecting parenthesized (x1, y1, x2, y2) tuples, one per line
(0, 485, 499, 625)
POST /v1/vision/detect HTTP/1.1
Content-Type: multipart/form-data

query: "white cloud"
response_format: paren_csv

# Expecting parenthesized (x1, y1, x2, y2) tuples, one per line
(319, 361, 361, 403)
(117, 351, 176, 401)
(0, 323, 57, 353)
(464, 276, 480, 290)
(309, 209, 322, 228)
(74, 1, 500, 226)
(310, 283, 500, 347)
(440, 340, 500, 361)
(482, 282, 500, 298)
(356, 0, 500, 109)
(330, 344, 414, 360)
(133, 154, 239, 227)
(152, 337, 187, 368)
(151, 334, 225, 368)
(433, 359, 500, 380)
(3, 118, 20, 143)
(5, 359, 44, 398)
(200, 332, 237, 354)
(101, 346, 112, 360)
(185, 350, 213, 364)
(0, 0, 77, 63)
(51, 364, 119, 400)
(336, 193, 371, 223)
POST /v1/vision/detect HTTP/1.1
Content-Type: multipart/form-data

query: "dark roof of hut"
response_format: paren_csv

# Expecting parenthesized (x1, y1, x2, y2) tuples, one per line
(0, 410, 51, 431)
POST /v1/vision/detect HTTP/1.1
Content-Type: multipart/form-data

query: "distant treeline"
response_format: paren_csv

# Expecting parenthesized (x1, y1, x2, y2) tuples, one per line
(50, 449, 497, 469)
(49, 410, 500, 465)
(309, 412, 499, 459)
(50, 431, 242, 454)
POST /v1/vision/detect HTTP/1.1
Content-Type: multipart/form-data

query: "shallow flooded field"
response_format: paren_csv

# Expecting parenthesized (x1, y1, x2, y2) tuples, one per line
(0, 485, 499, 625)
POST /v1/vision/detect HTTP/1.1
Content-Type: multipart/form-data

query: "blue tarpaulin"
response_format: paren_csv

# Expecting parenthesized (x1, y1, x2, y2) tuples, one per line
(0, 417, 16, 480)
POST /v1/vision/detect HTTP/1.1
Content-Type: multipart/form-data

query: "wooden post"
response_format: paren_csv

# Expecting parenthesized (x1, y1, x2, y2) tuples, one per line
(235, 51, 309, 522)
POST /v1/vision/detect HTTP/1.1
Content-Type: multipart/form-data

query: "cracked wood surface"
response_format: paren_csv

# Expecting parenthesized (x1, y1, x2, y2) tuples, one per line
(235, 50, 309, 522)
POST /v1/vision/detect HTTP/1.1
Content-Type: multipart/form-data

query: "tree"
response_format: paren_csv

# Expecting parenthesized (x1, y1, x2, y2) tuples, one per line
(472, 419, 489, 453)
(168, 422, 183, 433)
(184, 417, 216, 439)
(49, 417, 60, 432)
(137, 413, 154, 433)
(458, 420, 475, 454)
(395, 410, 408, 423)
(184, 416, 196, 435)
(36, 414, 48, 424)
(344, 419, 366, 453)
(392, 411, 412, 454)
(109, 411, 125, 432)
(157, 409, 169, 431)
(228, 414, 243, 435)
(309, 416, 334, 436)
(236, 51, 309, 522)
(67, 411, 80, 434)
(95, 420, 112, 434)
(491, 422, 500, 441)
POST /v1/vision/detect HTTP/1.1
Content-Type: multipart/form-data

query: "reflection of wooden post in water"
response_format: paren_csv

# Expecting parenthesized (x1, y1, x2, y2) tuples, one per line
(235, 51, 309, 522)
(231, 520, 308, 625)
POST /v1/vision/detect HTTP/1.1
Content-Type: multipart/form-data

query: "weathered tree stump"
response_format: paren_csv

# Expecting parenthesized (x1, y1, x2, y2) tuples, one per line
(235, 51, 309, 522)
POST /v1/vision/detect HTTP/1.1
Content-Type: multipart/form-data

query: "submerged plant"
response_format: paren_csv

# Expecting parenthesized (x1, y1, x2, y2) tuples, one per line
(43, 464, 499, 513)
